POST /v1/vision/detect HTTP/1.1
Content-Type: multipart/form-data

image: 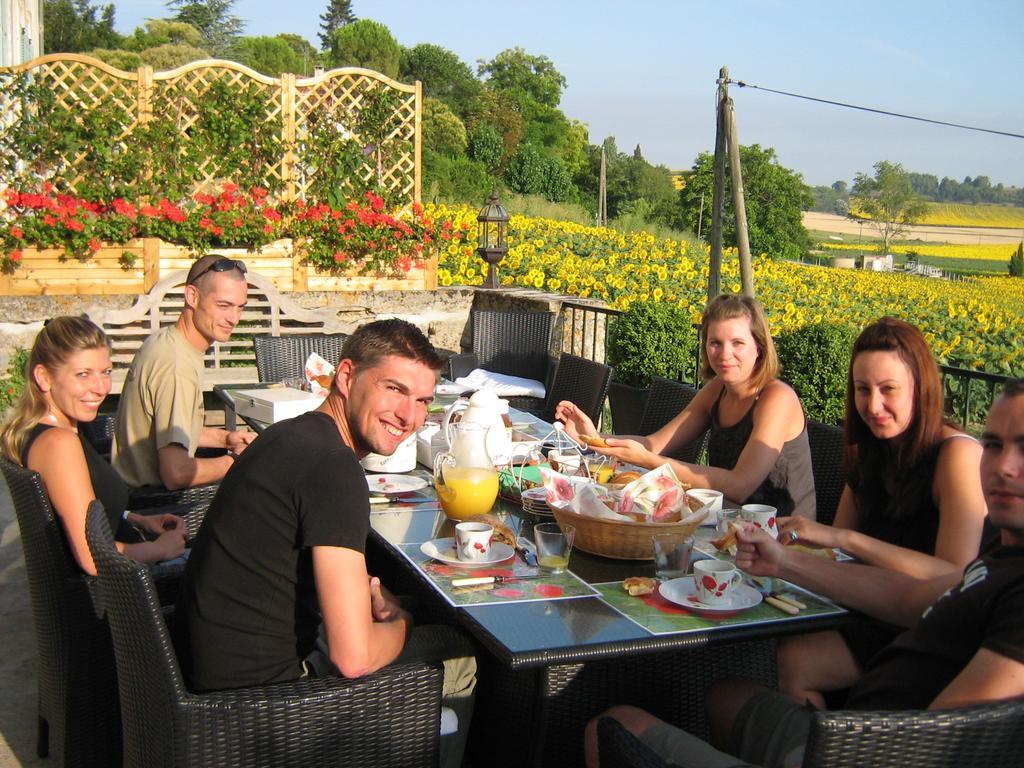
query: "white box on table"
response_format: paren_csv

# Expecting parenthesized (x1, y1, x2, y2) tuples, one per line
(234, 388, 324, 424)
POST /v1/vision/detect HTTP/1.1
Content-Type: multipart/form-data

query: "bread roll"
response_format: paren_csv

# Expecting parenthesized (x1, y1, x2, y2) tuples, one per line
(578, 434, 608, 447)
(624, 576, 658, 596)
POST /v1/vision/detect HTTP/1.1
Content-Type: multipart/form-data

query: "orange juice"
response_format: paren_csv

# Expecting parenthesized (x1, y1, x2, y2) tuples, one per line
(436, 465, 499, 520)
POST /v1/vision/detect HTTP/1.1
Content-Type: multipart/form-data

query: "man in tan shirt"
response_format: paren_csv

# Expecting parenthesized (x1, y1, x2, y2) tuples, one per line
(114, 255, 256, 489)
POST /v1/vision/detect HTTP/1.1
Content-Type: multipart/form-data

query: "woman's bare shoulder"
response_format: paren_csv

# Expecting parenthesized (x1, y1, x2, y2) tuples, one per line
(757, 379, 803, 412)
(28, 425, 84, 462)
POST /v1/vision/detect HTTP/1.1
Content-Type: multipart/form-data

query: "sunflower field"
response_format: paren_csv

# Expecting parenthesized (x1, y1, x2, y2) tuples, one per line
(820, 242, 1014, 263)
(429, 204, 1024, 375)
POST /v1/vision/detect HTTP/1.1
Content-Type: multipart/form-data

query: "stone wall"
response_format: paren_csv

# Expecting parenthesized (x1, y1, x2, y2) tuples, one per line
(0, 286, 604, 372)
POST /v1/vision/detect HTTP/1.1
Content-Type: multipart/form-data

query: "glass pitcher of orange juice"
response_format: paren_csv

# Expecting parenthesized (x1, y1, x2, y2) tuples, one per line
(433, 422, 500, 520)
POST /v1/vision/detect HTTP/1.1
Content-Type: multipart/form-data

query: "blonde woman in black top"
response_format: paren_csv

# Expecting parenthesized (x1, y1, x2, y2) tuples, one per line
(0, 317, 186, 575)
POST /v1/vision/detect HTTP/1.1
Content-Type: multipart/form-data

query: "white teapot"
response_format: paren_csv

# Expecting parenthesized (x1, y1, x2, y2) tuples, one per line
(442, 389, 512, 465)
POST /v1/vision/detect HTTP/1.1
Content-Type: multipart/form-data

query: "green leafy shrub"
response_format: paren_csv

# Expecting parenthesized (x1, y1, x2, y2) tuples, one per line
(1010, 241, 1023, 278)
(775, 322, 858, 425)
(0, 347, 29, 418)
(607, 301, 697, 388)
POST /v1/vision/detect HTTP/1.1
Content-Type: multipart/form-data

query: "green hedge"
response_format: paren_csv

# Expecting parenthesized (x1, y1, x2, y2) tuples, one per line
(775, 322, 858, 425)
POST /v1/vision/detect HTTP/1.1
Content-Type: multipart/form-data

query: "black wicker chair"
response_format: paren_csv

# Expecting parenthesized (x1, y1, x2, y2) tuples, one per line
(0, 458, 122, 767)
(447, 310, 555, 412)
(597, 716, 671, 768)
(79, 411, 116, 461)
(126, 481, 217, 537)
(637, 377, 708, 464)
(539, 353, 612, 425)
(85, 501, 445, 768)
(807, 419, 845, 526)
(253, 332, 349, 382)
(77, 409, 218, 529)
(598, 696, 1024, 768)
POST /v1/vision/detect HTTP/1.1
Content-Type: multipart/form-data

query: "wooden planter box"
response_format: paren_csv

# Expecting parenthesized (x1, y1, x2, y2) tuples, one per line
(1, 238, 437, 296)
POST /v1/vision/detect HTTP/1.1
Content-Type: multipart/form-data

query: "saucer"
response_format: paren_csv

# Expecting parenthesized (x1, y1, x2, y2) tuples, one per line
(658, 576, 763, 618)
(367, 474, 429, 496)
(420, 538, 515, 568)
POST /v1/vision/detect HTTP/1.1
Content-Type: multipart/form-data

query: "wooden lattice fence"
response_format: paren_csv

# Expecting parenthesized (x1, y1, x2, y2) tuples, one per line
(0, 53, 421, 205)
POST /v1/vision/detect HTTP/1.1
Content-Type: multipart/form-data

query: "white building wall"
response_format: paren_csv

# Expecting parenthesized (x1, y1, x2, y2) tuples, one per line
(1, 0, 43, 67)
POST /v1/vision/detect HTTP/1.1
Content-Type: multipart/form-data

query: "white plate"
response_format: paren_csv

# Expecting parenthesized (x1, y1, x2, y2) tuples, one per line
(420, 538, 515, 568)
(659, 576, 763, 617)
(435, 383, 469, 397)
(367, 474, 429, 496)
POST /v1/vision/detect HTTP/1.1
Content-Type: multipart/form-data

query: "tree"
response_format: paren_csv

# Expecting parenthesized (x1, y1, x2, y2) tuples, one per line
(231, 36, 312, 76)
(851, 161, 928, 254)
(422, 97, 467, 157)
(122, 19, 204, 51)
(477, 47, 566, 108)
(318, 0, 355, 50)
(276, 33, 319, 73)
(166, 0, 244, 57)
(467, 125, 503, 173)
(328, 19, 400, 78)
(679, 144, 812, 259)
(138, 42, 208, 69)
(1010, 241, 1024, 278)
(44, 0, 121, 53)
(463, 88, 524, 170)
(400, 43, 480, 117)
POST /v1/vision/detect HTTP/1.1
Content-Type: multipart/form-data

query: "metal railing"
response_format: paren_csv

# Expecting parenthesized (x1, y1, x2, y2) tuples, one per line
(939, 364, 1014, 435)
(556, 301, 702, 384)
(556, 302, 1014, 433)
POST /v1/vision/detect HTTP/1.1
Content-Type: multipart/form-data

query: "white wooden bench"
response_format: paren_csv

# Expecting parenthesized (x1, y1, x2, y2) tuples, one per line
(86, 270, 353, 394)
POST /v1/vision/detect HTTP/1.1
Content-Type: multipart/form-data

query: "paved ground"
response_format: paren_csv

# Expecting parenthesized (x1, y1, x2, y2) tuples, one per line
(0, 484, 44, 768)
(802, 211, 1024, 245)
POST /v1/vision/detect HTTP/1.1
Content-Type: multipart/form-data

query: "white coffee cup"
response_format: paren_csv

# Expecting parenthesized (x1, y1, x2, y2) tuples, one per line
(741, 504, 779, 539)
(693, 559, 743, 605)
(686, 489, 724, 512)
(454, 522, 493, 562)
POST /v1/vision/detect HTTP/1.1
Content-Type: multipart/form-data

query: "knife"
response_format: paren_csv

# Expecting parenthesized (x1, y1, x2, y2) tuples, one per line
(451, 574, 542, 587)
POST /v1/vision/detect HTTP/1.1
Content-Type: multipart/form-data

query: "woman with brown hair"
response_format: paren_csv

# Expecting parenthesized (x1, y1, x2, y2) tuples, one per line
(0, 316, 186, 575)
(556, 293, 815, 518)
(776, 316, 986, 706)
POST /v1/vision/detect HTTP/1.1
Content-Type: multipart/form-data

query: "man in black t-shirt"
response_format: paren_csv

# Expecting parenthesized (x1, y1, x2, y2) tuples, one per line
(585, 380, 1024, 768)
(176, 319, 476, 768)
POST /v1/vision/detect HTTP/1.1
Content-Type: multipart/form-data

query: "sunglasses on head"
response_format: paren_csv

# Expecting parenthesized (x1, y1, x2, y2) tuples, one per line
(188, 257, 247, 285)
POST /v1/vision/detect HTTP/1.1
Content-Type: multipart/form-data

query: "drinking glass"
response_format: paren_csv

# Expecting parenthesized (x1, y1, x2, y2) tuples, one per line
(534, 522, 575, 574)
(652, 533, 693, 581)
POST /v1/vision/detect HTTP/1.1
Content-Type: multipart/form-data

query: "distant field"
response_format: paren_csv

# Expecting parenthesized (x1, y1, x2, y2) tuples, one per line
(816, 241, 1017, 273)
(917, 203, 1024, 228)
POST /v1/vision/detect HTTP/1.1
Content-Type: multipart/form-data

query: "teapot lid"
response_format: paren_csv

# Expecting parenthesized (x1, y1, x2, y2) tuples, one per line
(468, 389, 500, 407)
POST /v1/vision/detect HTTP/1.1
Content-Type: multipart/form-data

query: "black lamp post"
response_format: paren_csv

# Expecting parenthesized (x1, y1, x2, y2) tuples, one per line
(476, 189, 509, 288)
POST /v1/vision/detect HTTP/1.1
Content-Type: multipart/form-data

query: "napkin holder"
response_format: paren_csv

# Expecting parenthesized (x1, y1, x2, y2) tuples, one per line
(234, 388, 324, 424)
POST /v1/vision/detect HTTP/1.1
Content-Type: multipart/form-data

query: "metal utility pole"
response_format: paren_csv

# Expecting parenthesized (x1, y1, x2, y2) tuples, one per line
(598, 146, 608, 227)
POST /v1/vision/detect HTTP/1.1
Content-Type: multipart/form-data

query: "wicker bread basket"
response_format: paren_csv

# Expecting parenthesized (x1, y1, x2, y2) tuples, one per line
(552, 506, 706, 560)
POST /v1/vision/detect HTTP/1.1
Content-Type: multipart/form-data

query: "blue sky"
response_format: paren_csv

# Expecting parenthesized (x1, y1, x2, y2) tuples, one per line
(109, 0, 1024, 187)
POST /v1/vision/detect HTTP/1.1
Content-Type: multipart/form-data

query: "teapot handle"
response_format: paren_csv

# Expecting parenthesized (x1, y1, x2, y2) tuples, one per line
(442, 398, 469, 446)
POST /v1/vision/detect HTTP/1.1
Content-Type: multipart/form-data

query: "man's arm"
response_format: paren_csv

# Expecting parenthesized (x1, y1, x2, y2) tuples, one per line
(735, 526, 962, 627)
(930, 648, 1024, 709)
(313, 546, 411, 678)
(157, 444, 233, 489)
(157, 429, 254, 489)
(198, 426, 256, 452)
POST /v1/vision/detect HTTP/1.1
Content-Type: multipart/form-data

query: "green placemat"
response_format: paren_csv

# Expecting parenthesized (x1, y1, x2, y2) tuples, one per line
(594, 580, 845, 635)
(397, 542, 597, 607)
